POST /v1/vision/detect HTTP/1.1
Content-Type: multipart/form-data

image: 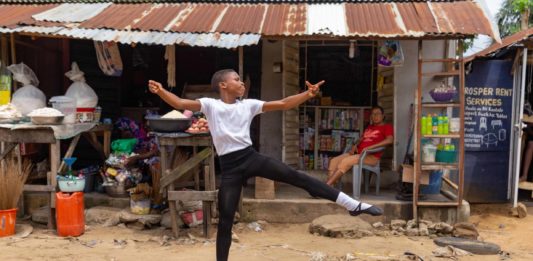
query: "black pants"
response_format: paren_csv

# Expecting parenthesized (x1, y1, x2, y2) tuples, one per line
(216, 146, 340, 261)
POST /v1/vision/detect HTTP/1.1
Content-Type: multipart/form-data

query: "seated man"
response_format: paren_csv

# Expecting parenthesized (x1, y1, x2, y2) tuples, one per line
(326, 105, 393, 187)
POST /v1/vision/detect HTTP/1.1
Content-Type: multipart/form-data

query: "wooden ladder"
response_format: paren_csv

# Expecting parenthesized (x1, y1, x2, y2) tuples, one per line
(413, 40, 466, 220)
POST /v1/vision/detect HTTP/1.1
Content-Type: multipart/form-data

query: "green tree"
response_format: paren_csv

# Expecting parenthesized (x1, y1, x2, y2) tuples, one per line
(496, 0, 533, 38)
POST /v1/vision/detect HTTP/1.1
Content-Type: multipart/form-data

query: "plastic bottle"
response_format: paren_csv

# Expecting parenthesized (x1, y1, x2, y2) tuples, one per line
(437, 115, 443, 134)
(421, 115, 427, 135)
(432, 114, 439, 134)
(426, 114, 433, 135)
(443, 115, 449, 134)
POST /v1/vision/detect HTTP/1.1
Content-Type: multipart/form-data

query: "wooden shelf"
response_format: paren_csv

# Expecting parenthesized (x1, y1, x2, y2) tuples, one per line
(421, 71, 461, 77)
(422, 102, 460, 108)
(423, 134, 460, 138)
(420, 58, 461, 63)
(421, 163, 459, 170)
(416, 201, 460, 207)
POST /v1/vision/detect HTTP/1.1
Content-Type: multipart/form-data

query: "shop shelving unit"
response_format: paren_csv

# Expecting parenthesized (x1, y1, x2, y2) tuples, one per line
(299, 105, 368, 170)
(413, 40, 465, 219)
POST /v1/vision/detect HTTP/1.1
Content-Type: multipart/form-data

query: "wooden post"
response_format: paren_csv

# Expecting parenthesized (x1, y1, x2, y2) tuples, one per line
(413, 40, 423, 220)
(1, 34, 7, 66)
(62, 38, 70, 91)
(238, 46, 244, 77)
(10, 33, 15, 65)
(458, 40, 465, 206)
(162, 144, 179, 238)
(49, 140, 60, 229)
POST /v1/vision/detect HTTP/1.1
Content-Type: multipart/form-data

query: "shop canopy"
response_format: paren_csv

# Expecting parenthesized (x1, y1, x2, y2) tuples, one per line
(0, 1, 499, 48)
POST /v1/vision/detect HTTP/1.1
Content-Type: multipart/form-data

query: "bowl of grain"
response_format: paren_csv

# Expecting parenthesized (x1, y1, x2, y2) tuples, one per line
(145, 110, 192, 132)
(28, 107, 65, 125)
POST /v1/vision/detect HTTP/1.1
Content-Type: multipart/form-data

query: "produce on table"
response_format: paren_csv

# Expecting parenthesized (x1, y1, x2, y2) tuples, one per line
(187, 117, 209, 133)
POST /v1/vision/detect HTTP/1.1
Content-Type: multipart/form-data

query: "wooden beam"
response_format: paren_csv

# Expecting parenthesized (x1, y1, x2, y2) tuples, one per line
(442, 176, 459, 190)
(58, 134, 80, 173)
(0, 142, 16, 160)
(160, 148, 211, 188)
(24, 184, 55, 192)
(168, 190, 217, 201)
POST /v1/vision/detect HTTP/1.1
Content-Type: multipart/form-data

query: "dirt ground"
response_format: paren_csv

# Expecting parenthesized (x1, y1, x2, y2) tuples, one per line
(1, 204, 532, 261)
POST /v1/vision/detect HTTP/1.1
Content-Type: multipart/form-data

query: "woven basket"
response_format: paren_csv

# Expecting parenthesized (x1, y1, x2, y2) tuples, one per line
(429, 89, 456, 102)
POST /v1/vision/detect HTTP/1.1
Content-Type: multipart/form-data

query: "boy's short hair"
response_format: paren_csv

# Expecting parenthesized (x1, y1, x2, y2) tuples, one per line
(372, 105, 384, 114)
(211, 69, 236, 93)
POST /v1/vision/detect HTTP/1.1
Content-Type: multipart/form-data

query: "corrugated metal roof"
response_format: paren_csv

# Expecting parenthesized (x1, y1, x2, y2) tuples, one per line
(0, 2, 499, 48)
(32, 3, 110, 22)
(465, 28, 533, 62)
(262, 4, 306, 36)
(15, 26, 261, 47)
(80, 4, 152, 29)
(308, 4, 346, 35)
(0, 4, 56, 28)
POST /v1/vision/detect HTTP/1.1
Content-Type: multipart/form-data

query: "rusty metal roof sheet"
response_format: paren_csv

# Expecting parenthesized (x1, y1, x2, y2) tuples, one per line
(0, 2, 499, 47)
(80, 3, 152, 30)
(465, 28, 533, 62)
(0, 4, 56, 28)
(262, 4, 306, 36)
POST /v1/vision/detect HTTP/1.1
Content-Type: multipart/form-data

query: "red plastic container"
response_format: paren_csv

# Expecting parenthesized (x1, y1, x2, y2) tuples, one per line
(56, 192, 85, 237)
(0, 208, 17, 237)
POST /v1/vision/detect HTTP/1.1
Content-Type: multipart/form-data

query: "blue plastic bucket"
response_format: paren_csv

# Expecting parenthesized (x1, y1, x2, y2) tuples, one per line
(421, 170, 443, 194)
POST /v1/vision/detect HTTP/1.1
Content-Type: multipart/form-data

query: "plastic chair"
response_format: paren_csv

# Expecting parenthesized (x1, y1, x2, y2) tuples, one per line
(352, 147, 386, 199)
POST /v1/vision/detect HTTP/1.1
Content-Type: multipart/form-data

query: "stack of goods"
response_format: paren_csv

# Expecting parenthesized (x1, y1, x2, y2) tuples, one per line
(421, 114, 449, 135)
(321, 109, 358, 130)
(103, 154, 142, 197)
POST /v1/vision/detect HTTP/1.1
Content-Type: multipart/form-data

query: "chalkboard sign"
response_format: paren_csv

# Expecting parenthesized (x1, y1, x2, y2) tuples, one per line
(464, 60, 513, 152)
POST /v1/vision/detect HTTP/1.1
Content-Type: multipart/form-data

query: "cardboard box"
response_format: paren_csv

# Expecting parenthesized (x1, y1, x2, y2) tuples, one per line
(401, 164, 429, 185)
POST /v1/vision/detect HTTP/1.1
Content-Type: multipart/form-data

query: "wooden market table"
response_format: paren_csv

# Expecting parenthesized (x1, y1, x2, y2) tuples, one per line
(0, 123, 112, 229)
(153, 132, 216, 238)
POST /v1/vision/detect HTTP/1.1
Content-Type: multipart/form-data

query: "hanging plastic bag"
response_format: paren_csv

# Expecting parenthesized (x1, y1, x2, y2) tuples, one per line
(65, 62, 98, 108)
(7, 63, 46, 116)
(377, 40, 404, 67)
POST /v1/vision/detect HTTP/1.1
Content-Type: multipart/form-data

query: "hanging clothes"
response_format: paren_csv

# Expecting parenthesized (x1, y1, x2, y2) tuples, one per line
(94, 41, 123, 77)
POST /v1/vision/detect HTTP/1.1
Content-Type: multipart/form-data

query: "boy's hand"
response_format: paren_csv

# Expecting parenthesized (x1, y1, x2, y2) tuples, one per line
(148, 80, 163, 95)
(305, 80, 325, 97)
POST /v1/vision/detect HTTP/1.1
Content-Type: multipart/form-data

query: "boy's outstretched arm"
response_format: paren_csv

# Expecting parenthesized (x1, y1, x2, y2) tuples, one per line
(148, 80, 201, 111)
(262, 80, 325, 112)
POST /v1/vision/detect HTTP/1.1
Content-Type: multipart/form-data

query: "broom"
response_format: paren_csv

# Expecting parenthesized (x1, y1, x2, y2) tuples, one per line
(0, 151, 32, 210)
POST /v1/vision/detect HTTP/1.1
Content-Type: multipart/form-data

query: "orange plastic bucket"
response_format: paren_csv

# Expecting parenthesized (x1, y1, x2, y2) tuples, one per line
(0, 208, 17, 237)
(56, 192, 85, 237)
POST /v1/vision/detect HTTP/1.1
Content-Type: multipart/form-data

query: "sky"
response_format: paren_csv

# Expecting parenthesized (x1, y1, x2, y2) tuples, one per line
(464, 0, 506, 56)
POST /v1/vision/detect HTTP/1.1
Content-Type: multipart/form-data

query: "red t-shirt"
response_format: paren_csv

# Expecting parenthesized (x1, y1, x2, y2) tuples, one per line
(357, 124, 393, 159)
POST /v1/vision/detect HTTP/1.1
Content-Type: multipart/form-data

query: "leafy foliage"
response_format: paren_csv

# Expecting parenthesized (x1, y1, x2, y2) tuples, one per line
(496, 0, 533, 38)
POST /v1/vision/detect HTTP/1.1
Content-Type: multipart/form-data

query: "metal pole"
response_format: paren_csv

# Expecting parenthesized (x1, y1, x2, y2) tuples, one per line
(512, 47, 528, 208)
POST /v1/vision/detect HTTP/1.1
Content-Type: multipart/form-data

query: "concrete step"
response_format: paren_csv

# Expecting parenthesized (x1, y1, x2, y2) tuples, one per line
(24, 186, 469, 225)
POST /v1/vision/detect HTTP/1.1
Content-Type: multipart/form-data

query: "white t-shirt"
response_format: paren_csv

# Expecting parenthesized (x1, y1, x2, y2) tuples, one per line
(199, 98, 264, 156)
